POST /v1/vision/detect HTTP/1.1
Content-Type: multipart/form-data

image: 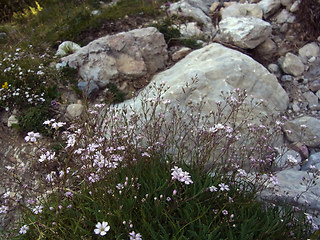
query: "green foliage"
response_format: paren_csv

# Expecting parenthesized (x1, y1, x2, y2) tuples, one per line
(12, 157, 313, 239)
(0, 0, 38, 23)
(17, 105, 51, 134)
(106, 83, 127, 103)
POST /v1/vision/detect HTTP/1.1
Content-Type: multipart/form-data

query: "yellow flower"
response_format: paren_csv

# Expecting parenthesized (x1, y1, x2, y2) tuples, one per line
(35, 1, 43, 12)
(2, 82, 8, 89)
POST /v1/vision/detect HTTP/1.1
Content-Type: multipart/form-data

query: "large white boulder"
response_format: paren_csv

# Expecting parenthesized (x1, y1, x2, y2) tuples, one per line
(119, 43, 288, 119)
(62, 27, 168, 88)
(217, 16, 272, 49)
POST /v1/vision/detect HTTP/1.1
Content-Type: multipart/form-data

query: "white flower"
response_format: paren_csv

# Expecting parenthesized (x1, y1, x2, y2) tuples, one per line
(24, 132, 40, 142)
(94, 221, 110, 236)
(52, 122, 66, 130)
(19, 225, 29, 234)
(269, 175, 279, 186)
(237, 169, 247, 177)
(32, 205, 43, 214)
(209, 186, 218, 192)
(129, 231, 142, 240)
(0, 205, 9, 214)
(171, 166, 193, 185)
(218, 183, 230, 191)
(287, 155, 298, 164)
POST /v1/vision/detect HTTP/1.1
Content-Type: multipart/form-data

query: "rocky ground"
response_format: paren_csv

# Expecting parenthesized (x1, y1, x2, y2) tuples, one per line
(1, 0, 320, 232)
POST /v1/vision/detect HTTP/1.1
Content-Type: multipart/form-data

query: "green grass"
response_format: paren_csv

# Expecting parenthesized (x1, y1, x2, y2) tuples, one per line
(10, 156, 314, 239)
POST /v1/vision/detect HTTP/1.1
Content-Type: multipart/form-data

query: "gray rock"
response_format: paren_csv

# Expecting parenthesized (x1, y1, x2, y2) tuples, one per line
(118, 42, 289, 120)
(218, 16, 272, 49)
(289, 0, 301, 12)
(276, 149, 301, 170)
(66, 104, 84, 118)
(317, 90, 320, 99)
(171, 47, 192, 61)
(299, 42, 320, 63)
(78, 81, 99, 98)
(301, 152, 320, 171)
(258, 0, 281, 19)
(283, 116, 320, 147)
(281, 75, 294, 82)
(275, 9, 296, 23)
(221, 3, 263, 19)
(292, 101, 300, 112)
(179, 22, 203, 37)
(264, 169, 320, 211)
(268, 63, 280, 74)
(303, 91, 319, 108)
(281, 0, 294, 7)
(256, 38, 277, 57)
(0, 32, 7, 40)
(62, 27, 168, 88)
(279, 53, 305, 76)
(168, 1, 215, 35)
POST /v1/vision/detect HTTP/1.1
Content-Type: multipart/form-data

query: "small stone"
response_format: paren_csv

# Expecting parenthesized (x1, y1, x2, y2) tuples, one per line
(281, 75, 294, 82)
(7, 115, 18, 127)
(318, 36, 320, 42)
(292, 101, 300, 112)
(308, 56, 316, 63)
(290, 142, 309, 160)
(279, 23, 289, 33)
(303, 91, 319, 107)
(289, 0, 300, 12)
(66, 104, 84, 118)
(172, 47, 192, 61)
(281, 0, 294, 7)
(309, 79, 320, 92)
(316, 90, 320, 99)
(0, 32, 7, 40)
(91, 10, 101, 16)
(268, 63, 279, 73)
(78, 81, 99, 98)
(275, 9, 295, 24)
(298, 42, 320, 62)
(301, 152, 320, 171)
(280, 52, 305, 76)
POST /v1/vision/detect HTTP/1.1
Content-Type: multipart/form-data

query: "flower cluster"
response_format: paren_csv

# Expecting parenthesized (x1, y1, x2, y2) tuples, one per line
(171, 166, 193, 185)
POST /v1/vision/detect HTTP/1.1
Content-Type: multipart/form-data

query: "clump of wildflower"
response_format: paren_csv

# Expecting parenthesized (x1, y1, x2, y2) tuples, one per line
(0, 205, 9, 214)
(171, 166, 193, 185)
(19, 225, 29, 235)
(129, 231, 142, 240)
(94, 221, 110, 236)
(24, 131, 40, 142)
(32, 205, 43, 214)
(218, 183, 230, 191)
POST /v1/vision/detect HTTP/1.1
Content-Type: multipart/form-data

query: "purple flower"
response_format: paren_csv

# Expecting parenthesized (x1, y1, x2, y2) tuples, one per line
(51, 100, 57, 107)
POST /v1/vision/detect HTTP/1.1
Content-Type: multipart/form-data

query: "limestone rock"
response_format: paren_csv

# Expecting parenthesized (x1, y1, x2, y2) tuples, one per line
(119, 43, 288, 119)
(66, 104, 84, 118)
(168, 1, 215, 35)
(221, 3, 263, 19)
(78, 81, 99, 98)
(283, 116, 320, 147)
(256, 38, 277, 57)
(275, 9, 295, 23)
(172, 47, 192, 61)
(290, 0, 301, 12)
(218, 16, 272, 49)
(298, 42, 320, 62)
(279, 53, 305, 76)
(301, 152, 320, 171)
(303, 91, 319, 108)
(56, 41, 81, 57)
(62, 27, 168, 88)
(179, 22, 203, 37)
(258, 0, 281, 19)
